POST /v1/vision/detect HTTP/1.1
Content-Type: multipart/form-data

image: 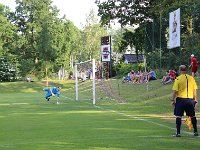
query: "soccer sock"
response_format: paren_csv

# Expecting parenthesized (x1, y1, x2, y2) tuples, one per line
(176, 117, 182, 134)
(191, 117, 198, 133)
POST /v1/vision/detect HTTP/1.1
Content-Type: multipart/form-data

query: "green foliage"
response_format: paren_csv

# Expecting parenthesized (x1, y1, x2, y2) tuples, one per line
(8, 0, 83, 78)
(109, 28, 124, 53)
(19, 59, 35, 76)
(0, 57, 17, 81)
(97, 0, 200, 71)
(114, 63, 144, 76)
(80, 9, 108, 62)
(0, 4, 17, 57)
(97, 0, 152, 26)
(0, 1, 109, 79)
(2, 0, 200, 79)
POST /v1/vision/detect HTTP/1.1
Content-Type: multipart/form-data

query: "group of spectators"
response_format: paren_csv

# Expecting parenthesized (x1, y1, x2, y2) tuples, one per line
(122, 68, 179, 85)
(123, 53, 199, 85)
(161, 53, 199, 85)
(123, 69, 157, 84)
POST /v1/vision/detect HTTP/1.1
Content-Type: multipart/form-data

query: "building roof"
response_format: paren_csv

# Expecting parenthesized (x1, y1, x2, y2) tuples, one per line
(123, 54, 144, 63)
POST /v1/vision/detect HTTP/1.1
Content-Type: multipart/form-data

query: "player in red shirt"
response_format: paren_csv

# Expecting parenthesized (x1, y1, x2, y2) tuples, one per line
(190, 54, 199, 77)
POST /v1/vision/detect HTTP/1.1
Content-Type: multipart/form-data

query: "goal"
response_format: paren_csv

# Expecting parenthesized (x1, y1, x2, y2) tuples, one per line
(74, 59, 126, 105)
(75, 59, 96, 104)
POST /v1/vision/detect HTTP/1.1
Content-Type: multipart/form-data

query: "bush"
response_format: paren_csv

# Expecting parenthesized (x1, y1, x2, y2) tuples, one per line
(0, 57, 17, 81)
(113, 63, 145, 77)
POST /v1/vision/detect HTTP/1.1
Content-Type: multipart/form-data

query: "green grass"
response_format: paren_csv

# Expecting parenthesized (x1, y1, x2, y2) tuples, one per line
(0, 79, 200, 150)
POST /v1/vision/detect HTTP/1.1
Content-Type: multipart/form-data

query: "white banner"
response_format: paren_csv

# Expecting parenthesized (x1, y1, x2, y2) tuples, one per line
(101, 45, 111, 62)
(169, 8, 180, 49)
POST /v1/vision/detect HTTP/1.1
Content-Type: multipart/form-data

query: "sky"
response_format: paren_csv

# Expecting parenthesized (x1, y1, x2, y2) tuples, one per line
(0, 0, 99, 29)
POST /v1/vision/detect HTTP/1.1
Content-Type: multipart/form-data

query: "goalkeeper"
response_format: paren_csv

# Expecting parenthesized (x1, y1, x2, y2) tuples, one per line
(43, 87, 61, 101)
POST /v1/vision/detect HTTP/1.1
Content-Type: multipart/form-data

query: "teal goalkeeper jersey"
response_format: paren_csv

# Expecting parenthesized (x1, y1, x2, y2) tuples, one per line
(52, 87, 60, 97)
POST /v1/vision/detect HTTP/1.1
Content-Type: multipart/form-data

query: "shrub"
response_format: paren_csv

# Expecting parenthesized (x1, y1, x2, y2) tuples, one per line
(0, 57, 17, 81)
(113, 63, 145, 77)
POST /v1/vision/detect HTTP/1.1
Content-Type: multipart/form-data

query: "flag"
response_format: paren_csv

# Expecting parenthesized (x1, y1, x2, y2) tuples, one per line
(169, 8, 180, 49)
(185, 116, 192, 130)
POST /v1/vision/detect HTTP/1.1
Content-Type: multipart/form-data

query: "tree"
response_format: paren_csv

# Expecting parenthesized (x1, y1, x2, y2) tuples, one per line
(96, 0, 153, 59)
(97, 0, 152, 27)
(0, 4, 17, 58)
(81, 9, 108, 62)
(10, 0, 85, 79)
(10, 0, 65, 78)
(12, 0, 48, 76)
(54, 18, 82, 70)
(96, 0, 200, 70)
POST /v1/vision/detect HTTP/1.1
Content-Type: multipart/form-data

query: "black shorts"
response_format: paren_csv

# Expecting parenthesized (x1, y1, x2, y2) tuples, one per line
(174, 97, 196, 117)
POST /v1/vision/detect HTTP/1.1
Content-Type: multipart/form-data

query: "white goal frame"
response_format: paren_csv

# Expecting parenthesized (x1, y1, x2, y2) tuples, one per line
(75, 59, 96, 105)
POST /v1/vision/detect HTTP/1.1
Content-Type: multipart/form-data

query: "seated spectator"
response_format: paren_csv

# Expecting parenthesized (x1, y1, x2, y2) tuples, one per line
(161, 71, 167, 82)
(147, 69, 157, 82)
(130, 70, 136, 84)
(135, 71, 143, 84)
(161, 70, 172, 85)
(143, 71, 149, 83)
(122, 72, 131, 83)
(132, 71, 139, 84)
(169, 69, 176, 81)
(27, 76, 31, 82)
(126, 72, 131, 82)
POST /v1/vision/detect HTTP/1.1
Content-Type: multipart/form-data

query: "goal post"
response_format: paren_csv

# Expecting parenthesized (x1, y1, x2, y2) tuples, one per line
(92, 59, 96, 105)
(75, 64, 78, 101)
(75, 59, 96, 105)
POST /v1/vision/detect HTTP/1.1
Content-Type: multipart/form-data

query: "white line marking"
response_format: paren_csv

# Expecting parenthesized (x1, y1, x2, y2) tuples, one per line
(94, 105, 199, 137)
(12, 103, 29, 105)
(0, 103, 29, 105)
(0, 104, 10, 106)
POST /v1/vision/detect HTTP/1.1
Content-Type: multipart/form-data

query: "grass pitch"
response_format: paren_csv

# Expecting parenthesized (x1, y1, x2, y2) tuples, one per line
(0, 79, 200, 150)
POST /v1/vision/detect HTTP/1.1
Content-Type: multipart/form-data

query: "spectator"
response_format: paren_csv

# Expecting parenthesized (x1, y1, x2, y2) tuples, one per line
(27, 76, 31, 82)
(161, 70, 172, 85)
(122, 72, 132, 83)
(147, 69, 157, 82)
(126, 72, 131, 82)
(169, 70, 177, 81)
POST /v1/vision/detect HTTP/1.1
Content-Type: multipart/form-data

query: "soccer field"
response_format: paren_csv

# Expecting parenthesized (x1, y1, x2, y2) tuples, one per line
(0, 80, 200, 150)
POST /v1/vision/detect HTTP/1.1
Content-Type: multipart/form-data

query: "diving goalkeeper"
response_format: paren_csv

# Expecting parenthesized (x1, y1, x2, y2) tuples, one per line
(43, 87, 61, 101)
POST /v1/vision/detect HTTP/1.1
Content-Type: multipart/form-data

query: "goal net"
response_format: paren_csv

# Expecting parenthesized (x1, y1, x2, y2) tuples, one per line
(74, 59, 126, 105)
(75, 59, 96, 104)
